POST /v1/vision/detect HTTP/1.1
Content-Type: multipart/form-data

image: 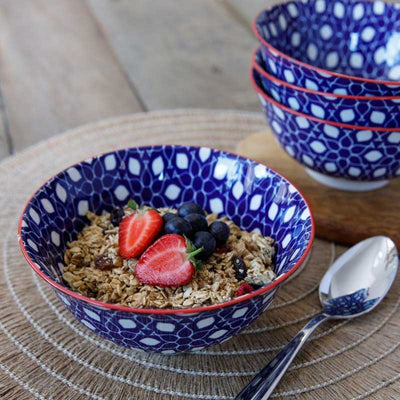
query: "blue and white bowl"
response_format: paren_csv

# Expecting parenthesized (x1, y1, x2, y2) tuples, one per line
(253, 48, 400, 129)
(254, 0, 400, 97)
(251, 68, 400, 191)
(18, 145, 314, 354)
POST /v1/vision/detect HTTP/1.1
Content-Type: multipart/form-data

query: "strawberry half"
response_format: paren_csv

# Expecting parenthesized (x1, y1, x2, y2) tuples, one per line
(118, 209, 163, 259)
(135, 234, 203, 287)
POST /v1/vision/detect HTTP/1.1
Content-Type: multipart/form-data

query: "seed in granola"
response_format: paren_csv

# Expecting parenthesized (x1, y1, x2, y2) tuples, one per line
(110, 207, 125, 226)
(94, 255, 115, 271)
(232, 256, 247, 281)
(246, 274, 271, 287)
(214, 245, 230, 254)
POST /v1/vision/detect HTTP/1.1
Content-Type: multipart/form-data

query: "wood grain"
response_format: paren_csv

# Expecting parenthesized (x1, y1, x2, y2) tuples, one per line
(223, 0, 281, 27)
(227, 0, 400, 28)
(0, 0, 143, 152)
(87, 0, 259, 110)
(237, 131, 400, 249)
(0, 90, 11, 160)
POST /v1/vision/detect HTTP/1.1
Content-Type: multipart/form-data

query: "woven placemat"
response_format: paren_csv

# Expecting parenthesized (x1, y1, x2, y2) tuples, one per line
(0, 110, 399, 400)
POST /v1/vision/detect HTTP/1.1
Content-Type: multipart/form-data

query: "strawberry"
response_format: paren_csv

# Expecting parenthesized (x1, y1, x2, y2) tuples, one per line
(237, 283, 254, 297)
(135, 234, 203, 287)
(118, 208, 163, 259)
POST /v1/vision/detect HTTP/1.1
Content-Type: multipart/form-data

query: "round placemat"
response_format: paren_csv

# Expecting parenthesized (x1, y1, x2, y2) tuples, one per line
(0, 110, 399, 400)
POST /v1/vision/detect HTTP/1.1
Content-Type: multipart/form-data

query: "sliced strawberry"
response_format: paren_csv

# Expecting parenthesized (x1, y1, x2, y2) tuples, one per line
(118, 209, 163, 259)
(135, 234, 203, 287)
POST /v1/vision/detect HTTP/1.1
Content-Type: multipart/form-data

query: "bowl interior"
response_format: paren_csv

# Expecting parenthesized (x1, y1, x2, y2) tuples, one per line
(20, 146, 313, 299)
(256, 0, 400, 81)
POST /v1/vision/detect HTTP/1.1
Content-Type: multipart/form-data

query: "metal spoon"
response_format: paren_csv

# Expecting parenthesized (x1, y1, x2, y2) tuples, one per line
(235, 236, 398, 400)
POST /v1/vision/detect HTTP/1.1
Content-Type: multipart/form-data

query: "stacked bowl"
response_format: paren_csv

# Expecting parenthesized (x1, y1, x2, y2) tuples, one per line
(250, 0, 400, 191)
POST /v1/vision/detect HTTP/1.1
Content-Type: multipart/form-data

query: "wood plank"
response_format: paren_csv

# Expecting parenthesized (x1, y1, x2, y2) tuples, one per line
(227, 0, 400, 31)
(224, 0, 281, 27)
(87, 0, 260, 111)
(0, 90, 11, 160)
(0, 0, 144, 152)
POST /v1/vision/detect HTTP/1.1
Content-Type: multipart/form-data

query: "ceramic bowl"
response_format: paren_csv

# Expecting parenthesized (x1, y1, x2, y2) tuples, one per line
(253, 48, 400, 129)
(18, 145, 314, 354)
(251, 68, 400, 191)
(254, 0, 400, 96)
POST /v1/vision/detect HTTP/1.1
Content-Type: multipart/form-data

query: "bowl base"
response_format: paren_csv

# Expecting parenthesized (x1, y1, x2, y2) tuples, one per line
(306, 169, 389, 192)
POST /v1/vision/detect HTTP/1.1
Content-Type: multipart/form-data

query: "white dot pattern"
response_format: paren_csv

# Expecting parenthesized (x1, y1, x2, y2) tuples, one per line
(114, 185, 129, 201)
(255, 48, 400, 130)
(176, 153, 189, 169)
(256, 0, 400, 96)
(254, 69, 400, 182)
(104, 154, 116, 171)
(67, 167, 82, 182)
(128, 158, 141, 175)
(164, 184, 181, 200)
(152, 156, 164, 176)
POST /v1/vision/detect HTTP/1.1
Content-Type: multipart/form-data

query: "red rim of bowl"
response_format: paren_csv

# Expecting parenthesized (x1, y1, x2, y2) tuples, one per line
(250, 66, 400, 132)
(252, 48, 400, 101)
(18, 145, 315, 315)
(252, 7, 400, 87)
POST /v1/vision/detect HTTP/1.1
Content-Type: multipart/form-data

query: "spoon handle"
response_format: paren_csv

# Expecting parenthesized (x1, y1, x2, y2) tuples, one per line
(234, 314, 329, 400)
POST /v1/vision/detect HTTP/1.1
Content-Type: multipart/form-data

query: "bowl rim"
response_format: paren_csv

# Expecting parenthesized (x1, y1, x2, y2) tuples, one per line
(251, 66, 400, 132)
(252, 48, 400, 101)
(253, 2, 400, 87)
(18, 145, 315, 315)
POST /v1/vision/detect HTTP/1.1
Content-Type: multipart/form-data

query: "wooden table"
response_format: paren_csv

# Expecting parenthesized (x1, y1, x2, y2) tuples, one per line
(0, 0, 276, 161)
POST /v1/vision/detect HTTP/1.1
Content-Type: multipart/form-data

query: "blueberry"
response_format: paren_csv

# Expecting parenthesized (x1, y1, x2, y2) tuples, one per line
(162, 212, 177, 223)
(178, 203, 205, 218)
(110, 207, 124, 226)
(193, 231, 216, 260)
(209, 221, 230, 246)
(164, 217, 192, 236)
(184, 213, 208, 236)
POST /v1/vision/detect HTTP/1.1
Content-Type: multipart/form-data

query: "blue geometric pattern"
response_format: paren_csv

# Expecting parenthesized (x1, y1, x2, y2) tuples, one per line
(323, 288, 379, 317)
(255, 48, 400, 129)
(54, 290, 277, 354)
(255, 0, 400, 96)
(253, 68, 400, 182)
(19, 146, 313, 353)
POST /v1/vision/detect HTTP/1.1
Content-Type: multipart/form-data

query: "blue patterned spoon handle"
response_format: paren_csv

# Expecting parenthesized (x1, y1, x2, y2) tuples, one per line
(234, 314, 329, 400)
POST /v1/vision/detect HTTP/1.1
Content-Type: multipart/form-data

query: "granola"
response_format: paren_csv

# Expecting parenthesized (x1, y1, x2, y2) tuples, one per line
(63, 207, 276, 309)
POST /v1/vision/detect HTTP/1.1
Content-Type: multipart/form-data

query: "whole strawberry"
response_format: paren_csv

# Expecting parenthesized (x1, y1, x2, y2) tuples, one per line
(135, 234, 203, 287)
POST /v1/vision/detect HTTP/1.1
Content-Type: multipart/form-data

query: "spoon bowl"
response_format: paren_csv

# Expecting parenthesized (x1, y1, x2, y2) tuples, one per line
(235, 236, 398, 399)
(320, 236, 398, 319)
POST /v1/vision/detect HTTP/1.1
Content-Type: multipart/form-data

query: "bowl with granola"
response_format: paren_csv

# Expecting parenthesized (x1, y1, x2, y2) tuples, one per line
(18, 145, 314, 354)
